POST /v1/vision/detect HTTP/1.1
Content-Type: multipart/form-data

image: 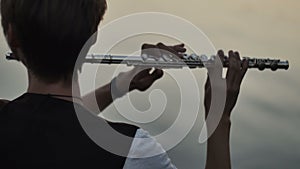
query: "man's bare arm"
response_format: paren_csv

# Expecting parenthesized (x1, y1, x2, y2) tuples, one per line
(82, 66, 164, 113)
(82, 83, 112, 113)
(205, 50, 248, 169)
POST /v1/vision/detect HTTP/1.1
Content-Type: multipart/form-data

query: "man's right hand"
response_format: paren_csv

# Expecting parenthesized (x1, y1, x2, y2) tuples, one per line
(204, 50, 248, 120)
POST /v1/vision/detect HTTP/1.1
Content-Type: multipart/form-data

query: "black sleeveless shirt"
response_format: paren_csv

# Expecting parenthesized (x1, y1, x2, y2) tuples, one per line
(0, 93, 138, 169)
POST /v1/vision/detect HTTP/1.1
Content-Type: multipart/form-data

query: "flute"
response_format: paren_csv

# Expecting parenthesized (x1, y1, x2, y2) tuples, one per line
(85, 53, 289, 71)
(6, 52, 289, 71)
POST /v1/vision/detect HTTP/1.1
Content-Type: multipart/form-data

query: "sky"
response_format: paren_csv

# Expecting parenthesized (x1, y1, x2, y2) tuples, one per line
(0, 0, 300, 168)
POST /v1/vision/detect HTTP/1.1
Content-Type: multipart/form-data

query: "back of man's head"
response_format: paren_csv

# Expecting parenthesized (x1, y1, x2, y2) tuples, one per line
(1, 0, 107, 82)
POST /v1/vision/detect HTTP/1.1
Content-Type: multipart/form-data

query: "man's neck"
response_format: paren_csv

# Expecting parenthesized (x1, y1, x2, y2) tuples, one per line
(27, 72, 81, 103)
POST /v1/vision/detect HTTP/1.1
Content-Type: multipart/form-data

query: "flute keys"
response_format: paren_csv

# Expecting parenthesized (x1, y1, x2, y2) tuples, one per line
(200, 55, 208, 62)
(141, 53, 148, 61)
(257, 59, 266, 71)
(183, 54, 189, 60)
(190, 53, 200, 61)
(270, 60, 279, 71)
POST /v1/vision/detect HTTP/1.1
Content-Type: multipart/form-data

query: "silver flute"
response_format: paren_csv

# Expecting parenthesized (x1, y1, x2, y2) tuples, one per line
(85, 53, 289, 71)
(6, 52, 289, 71)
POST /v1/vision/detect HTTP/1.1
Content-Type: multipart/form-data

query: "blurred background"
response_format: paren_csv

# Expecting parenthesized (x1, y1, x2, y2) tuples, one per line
(0, 0, 299, 168)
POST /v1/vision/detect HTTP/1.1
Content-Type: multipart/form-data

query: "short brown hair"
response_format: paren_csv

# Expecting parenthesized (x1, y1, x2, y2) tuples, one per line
(1, 0, 107, 82)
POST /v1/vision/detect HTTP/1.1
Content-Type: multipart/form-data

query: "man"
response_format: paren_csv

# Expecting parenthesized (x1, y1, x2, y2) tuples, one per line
(0, 0, 248, 169)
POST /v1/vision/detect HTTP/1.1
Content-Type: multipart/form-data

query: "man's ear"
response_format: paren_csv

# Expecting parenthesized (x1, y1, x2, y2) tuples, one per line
(6, 23, 20, 49)
(5, 23, 25, 63)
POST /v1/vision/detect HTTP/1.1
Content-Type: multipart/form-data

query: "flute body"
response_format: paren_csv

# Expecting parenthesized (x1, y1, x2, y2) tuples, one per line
(85, 54, 289, 71)
(6, 52, 289, 71)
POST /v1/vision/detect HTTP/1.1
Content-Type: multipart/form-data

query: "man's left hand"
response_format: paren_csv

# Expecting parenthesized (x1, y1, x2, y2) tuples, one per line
(114, 43, 187, 97)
